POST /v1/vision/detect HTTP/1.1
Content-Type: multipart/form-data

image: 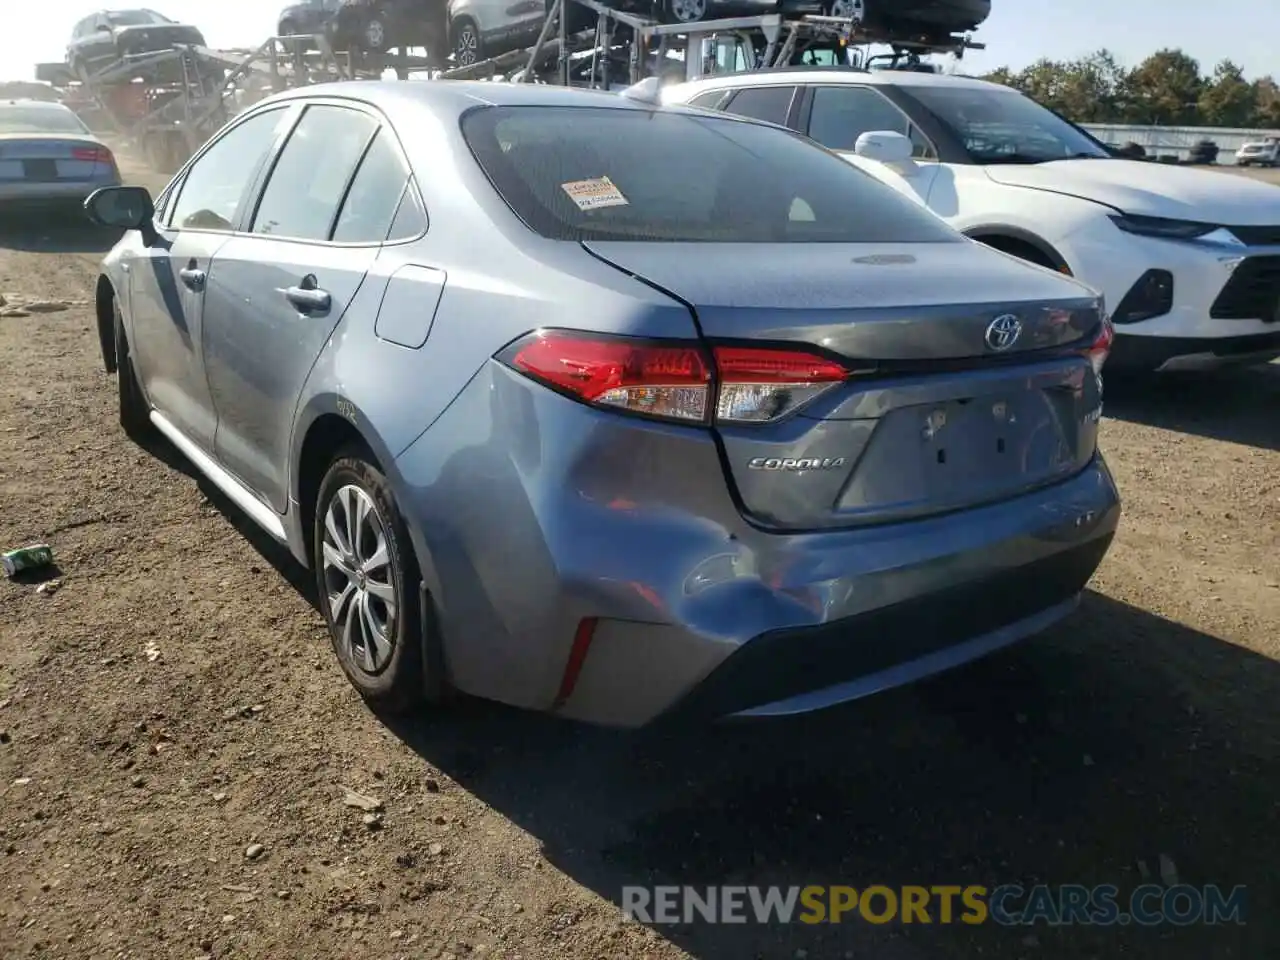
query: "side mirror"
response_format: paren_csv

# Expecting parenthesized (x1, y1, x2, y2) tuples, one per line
(84, 185, 158, 244)
(853, 131, 919, 175)
(97, 23, 113, 32)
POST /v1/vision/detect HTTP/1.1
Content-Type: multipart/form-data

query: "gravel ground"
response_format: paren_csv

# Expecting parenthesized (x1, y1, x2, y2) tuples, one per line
(1, 160, 1278, 960)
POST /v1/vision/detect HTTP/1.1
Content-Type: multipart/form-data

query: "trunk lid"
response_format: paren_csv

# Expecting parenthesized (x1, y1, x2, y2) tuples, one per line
(0, 135, 114, 183)
(583, 239, 1106, 530)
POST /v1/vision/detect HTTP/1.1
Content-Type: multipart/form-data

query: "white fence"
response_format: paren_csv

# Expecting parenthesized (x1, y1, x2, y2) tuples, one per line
(1079, 123, 1279, 163)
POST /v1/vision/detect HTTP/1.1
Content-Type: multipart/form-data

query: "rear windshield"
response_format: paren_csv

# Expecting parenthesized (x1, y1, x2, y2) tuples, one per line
(460, 105, 961, 243)
(0, 106, 91, 135)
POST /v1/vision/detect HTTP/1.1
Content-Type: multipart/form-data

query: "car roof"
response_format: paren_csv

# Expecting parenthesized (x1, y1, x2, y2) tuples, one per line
(666, 66, 1019, 96)
(248, 78, 715, 119)
(0, 99, 74, 111)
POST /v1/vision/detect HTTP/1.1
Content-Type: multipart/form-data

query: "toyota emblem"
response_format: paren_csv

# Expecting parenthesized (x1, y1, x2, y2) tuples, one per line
(985, 314, 1023, 352)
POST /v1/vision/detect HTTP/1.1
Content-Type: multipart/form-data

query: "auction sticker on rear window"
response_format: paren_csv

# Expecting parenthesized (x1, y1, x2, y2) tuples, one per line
(560, 176, 629, 211)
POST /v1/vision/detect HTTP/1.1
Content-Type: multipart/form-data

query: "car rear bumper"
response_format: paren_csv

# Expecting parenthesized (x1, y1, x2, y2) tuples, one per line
(392, 363, 1122, 727)
(565, 463, 1117, 727)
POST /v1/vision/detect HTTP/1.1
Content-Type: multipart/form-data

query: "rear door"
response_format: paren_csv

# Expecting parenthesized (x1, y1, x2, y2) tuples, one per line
(202, 101, 396, 511)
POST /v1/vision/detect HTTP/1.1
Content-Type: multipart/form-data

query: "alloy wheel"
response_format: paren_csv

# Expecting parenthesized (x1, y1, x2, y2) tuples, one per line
(455, 25, 478, 65)
(322, 484, 397, 674)
(669, 0, 707, 22)
(829, 0, 865, 20)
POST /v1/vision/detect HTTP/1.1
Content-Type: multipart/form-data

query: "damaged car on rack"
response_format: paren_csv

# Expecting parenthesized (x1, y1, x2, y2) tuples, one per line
(66, 9, 209, 81)
(325, 0, 451, 63)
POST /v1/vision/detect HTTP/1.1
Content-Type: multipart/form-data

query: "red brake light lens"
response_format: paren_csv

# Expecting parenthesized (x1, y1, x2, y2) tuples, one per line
(508, 330, 713, 422)
(712, 345, 848, 423)
(501, 330, 852, 425)
(1082, 316, 1114, 376)
(72, 145, 113, 163)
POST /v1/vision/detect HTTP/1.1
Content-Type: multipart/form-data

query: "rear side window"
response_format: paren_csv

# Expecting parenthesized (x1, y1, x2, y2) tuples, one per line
(250, 104, 378, 240)
(332, 128, 416, 243)
(386, 183, 428, 240)
(461, 105, 959, 244)
(721, 86, 795, 125)
(686, 89, 728, 109)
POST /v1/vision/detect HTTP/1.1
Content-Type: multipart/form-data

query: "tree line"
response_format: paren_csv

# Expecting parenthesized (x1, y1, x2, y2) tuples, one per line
(978, 49, 1280, 129)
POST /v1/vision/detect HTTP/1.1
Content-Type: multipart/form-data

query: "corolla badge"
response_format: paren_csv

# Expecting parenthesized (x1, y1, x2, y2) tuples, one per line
(985, 314, 1023, 352)
(748, 457, 847, 472)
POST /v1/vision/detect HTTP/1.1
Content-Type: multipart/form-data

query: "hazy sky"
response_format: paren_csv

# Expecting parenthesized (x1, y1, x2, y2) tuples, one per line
(3, 0, 1278, 83)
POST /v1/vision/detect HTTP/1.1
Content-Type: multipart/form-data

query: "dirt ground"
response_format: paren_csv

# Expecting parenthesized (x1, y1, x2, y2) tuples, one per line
(1, 159, 1278, 960)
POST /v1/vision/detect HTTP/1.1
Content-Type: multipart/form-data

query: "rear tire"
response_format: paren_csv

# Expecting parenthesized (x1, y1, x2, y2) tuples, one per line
(313, 449, 435, 714)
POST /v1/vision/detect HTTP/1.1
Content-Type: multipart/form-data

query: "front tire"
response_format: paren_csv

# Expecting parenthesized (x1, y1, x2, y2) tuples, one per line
(663, 0, 708, 23)
(451, 17, 482, 66)
(826, 0, 865, 20)
(363, 15, 389, 52)
(313, 449, 428, 713)
(112, 295, 152, 443)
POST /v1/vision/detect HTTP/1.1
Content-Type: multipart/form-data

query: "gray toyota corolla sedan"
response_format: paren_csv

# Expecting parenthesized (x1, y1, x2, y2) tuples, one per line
(84, 80, 1120, 727)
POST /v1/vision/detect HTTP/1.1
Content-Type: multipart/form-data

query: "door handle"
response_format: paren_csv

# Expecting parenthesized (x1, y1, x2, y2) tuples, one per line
(283, 284, 331, 313)
(179, 266, 206, 291)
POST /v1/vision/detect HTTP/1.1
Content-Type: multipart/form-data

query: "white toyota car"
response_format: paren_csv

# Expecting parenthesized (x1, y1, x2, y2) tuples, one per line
(662, 68, 1280, 373)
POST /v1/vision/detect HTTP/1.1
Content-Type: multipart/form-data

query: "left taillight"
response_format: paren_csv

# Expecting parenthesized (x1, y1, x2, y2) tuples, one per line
(72, 145, 114, 164)
(1082, 315, 1114, 376)
(497, 329, 853, 426)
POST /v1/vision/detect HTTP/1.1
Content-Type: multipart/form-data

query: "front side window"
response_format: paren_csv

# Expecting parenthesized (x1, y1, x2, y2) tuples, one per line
(721, 86, 796, 126)
(902, 83, 1110, 164)
(805, 86, 936, 159)
(461, 105, 961, 243)
(169, 107, 288, 232)
(250, 104, 378, 240)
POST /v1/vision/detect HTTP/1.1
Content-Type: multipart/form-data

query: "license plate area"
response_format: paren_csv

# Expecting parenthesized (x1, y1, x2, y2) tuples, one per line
(835, 388, 1084, 521)
(22, 159, 58, 182)
(917, 393, 1074, 484)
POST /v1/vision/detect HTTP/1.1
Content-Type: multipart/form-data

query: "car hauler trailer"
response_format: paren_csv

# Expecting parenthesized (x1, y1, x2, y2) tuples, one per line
(36, 34, 363, 173)
(34, 0, 980, 172)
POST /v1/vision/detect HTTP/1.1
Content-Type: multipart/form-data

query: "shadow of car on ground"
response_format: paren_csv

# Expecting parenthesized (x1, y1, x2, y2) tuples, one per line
(1105, 361, 1280, 452)
(0, 210, 123, 255)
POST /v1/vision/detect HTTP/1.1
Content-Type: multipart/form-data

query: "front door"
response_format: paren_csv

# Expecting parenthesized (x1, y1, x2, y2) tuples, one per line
(202, 102, 402, 511)
(126, 105, 293, 451)
(800, 84, 942, 207)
